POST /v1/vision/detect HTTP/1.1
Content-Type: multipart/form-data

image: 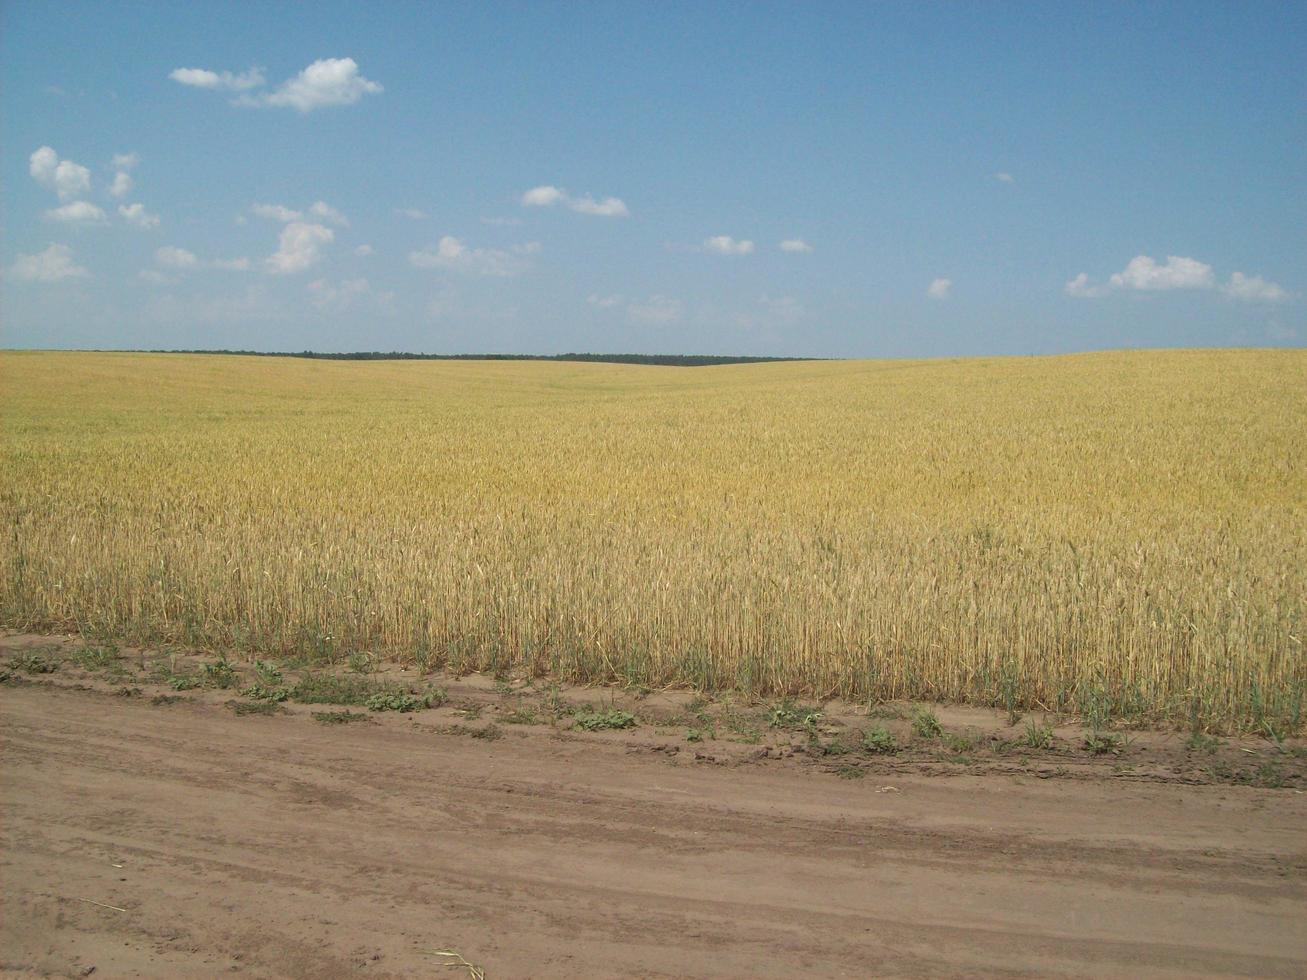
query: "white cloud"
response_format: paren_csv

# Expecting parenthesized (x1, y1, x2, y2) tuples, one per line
(6, 244, 89, 282)
(1222, 272, 1290, 303)
(138, 268, 171, 285)
(211, 257, 251, 271)
(703, 235, 754, 255)
(109, 171, 133, 198)
(522, 185, 565, 207)
(627, 295, 683, 324)
(118, 203, 160, 229)
(926, 278, 952, 300)
(30, 146, 91, 201)
(111, 152, 139, 170)
(994, 172, 1015, 183)
(521, 185, 629, 217)
(481, 216, 522, 227)
(587, 293, 623, 308)
(309, 200, 349, 226)
(156, 245, 199, 269)
(266, 222, 335, 275)
(779, 239, 812, 253)
(169, 66, 266, 90)
(395, 208, 427, 220)
(1109, 254, 1214, 291)
(409, 235, 532, 277)
(354, 244, 374, 256)
(308, 276, 371, 310)
(567, 195, 629, 217)
(45, 201, 107, 224)
(1064, 272, 1105, 298)
(252, 203, 303, 222)
(237, 58, 382, 112)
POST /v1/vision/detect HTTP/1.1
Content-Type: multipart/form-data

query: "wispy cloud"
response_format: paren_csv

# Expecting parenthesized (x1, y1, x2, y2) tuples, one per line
(395, 208, 427, 220)
(926, 277, 952, 300)
(627, 295, 683, 324)
(1222, 272, 1291, 303)
(409, 236, 535, 277)
(779, 239, 812, 253)
(119, 203, 160, 229)
(703, 235, 754, 255)
(45, 201, 107, 224)
(169, 66, 265, 91)
(7, 244, 89, 282)
(993, 172, 1015, 183)
(521, 185, 629, 217)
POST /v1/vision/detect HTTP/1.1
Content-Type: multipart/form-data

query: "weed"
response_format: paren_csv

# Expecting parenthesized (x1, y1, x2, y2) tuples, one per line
(1253, 761, 1285, 788)
(346, 651, 374, 674)
(943, 733, 976, 753)
(501, 707, 538, 725)
(686, 728, 704, 742)
(167, 674, 199, 691)
(291, 674, 382, 705)
(472, 723, 502, 740)
(769, 699, 823, 732)
(365, 688, 445, 712)
(1084, 732, 1124, 755)
(151, 693, 186, 705)
(1185, 732, 1220, 754)
(312, 710, 370, 724)
(911, 708, 942, 739)
(822, 737, 854, 756)
(202, 657, 238, 689)
(243, 683, 291, 702)
(76, 645, 121, 671)
(253, 659, 284, 684)
(835, 764, 865, 779)
(228, 699, 281, 716)
(861, 726, 898, 754)
(1023, 720, 1055, 750)
(13, 652, 58, 674)
(573, 707, 637, 731)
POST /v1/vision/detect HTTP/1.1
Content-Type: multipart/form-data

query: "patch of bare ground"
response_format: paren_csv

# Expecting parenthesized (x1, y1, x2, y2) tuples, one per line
(2, 631, 1305, 978)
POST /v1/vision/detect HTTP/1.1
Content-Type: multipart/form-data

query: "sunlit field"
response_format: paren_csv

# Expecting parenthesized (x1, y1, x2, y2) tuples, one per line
(2, 349, 1303, 733)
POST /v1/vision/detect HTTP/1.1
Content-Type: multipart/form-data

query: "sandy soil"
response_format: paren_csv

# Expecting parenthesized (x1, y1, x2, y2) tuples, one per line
(2, 635, 1305, 978)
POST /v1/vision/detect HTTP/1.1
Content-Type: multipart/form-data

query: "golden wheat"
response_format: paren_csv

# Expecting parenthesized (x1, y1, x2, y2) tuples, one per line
(2, 349, 1303, 732)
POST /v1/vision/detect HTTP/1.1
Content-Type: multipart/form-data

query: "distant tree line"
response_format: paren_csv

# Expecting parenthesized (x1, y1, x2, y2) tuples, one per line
(136, 349, 819, 367)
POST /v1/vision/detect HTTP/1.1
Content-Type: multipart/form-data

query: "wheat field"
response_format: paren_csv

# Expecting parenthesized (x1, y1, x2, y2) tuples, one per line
(2, 349, 1303, 732)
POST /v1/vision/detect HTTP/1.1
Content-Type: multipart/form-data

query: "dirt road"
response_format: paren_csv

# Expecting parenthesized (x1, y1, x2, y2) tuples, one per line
(3, 679, 1305, 978)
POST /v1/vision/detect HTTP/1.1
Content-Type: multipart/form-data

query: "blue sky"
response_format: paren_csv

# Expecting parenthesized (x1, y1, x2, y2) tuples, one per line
(2, 1, 1303, 357)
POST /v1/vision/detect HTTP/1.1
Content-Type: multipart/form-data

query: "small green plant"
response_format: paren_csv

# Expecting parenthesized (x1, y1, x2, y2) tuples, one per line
(686, 728, 704, 743)
(835, 764, 865, 780)
(243, 683, 291, 702)
(573, 707, 637, 731)
(292, 674, 381, 705)
(346, 651, 375, 674)
(769, 699, 822, 732)
(943, 733, 975, 753)
(202, 657, 238, 689)
(167, 674, 199, 691)
(1253, 761, 1285, 788)
(313, 710, 371, 724)
(253, 659, 284, 684)
(1185, 732, 1220, 754)
(911, 708, 942, 739)
(501, 707, 538, 725)
(1084, 732, 1123, 755)
(861, 726, 898, 754)
(1023, 720, 1055, 750)
(228, 699, 281, 716)
(472, 723, 502, 740)
(76, 645, 121, 671)
(151, 693, 186, 705)
(13, 652, 58, 674)
(365, 688, 445, 712)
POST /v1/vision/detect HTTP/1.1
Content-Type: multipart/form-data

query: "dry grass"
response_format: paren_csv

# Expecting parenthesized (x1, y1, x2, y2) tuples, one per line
(2, 349, 1303, 733)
